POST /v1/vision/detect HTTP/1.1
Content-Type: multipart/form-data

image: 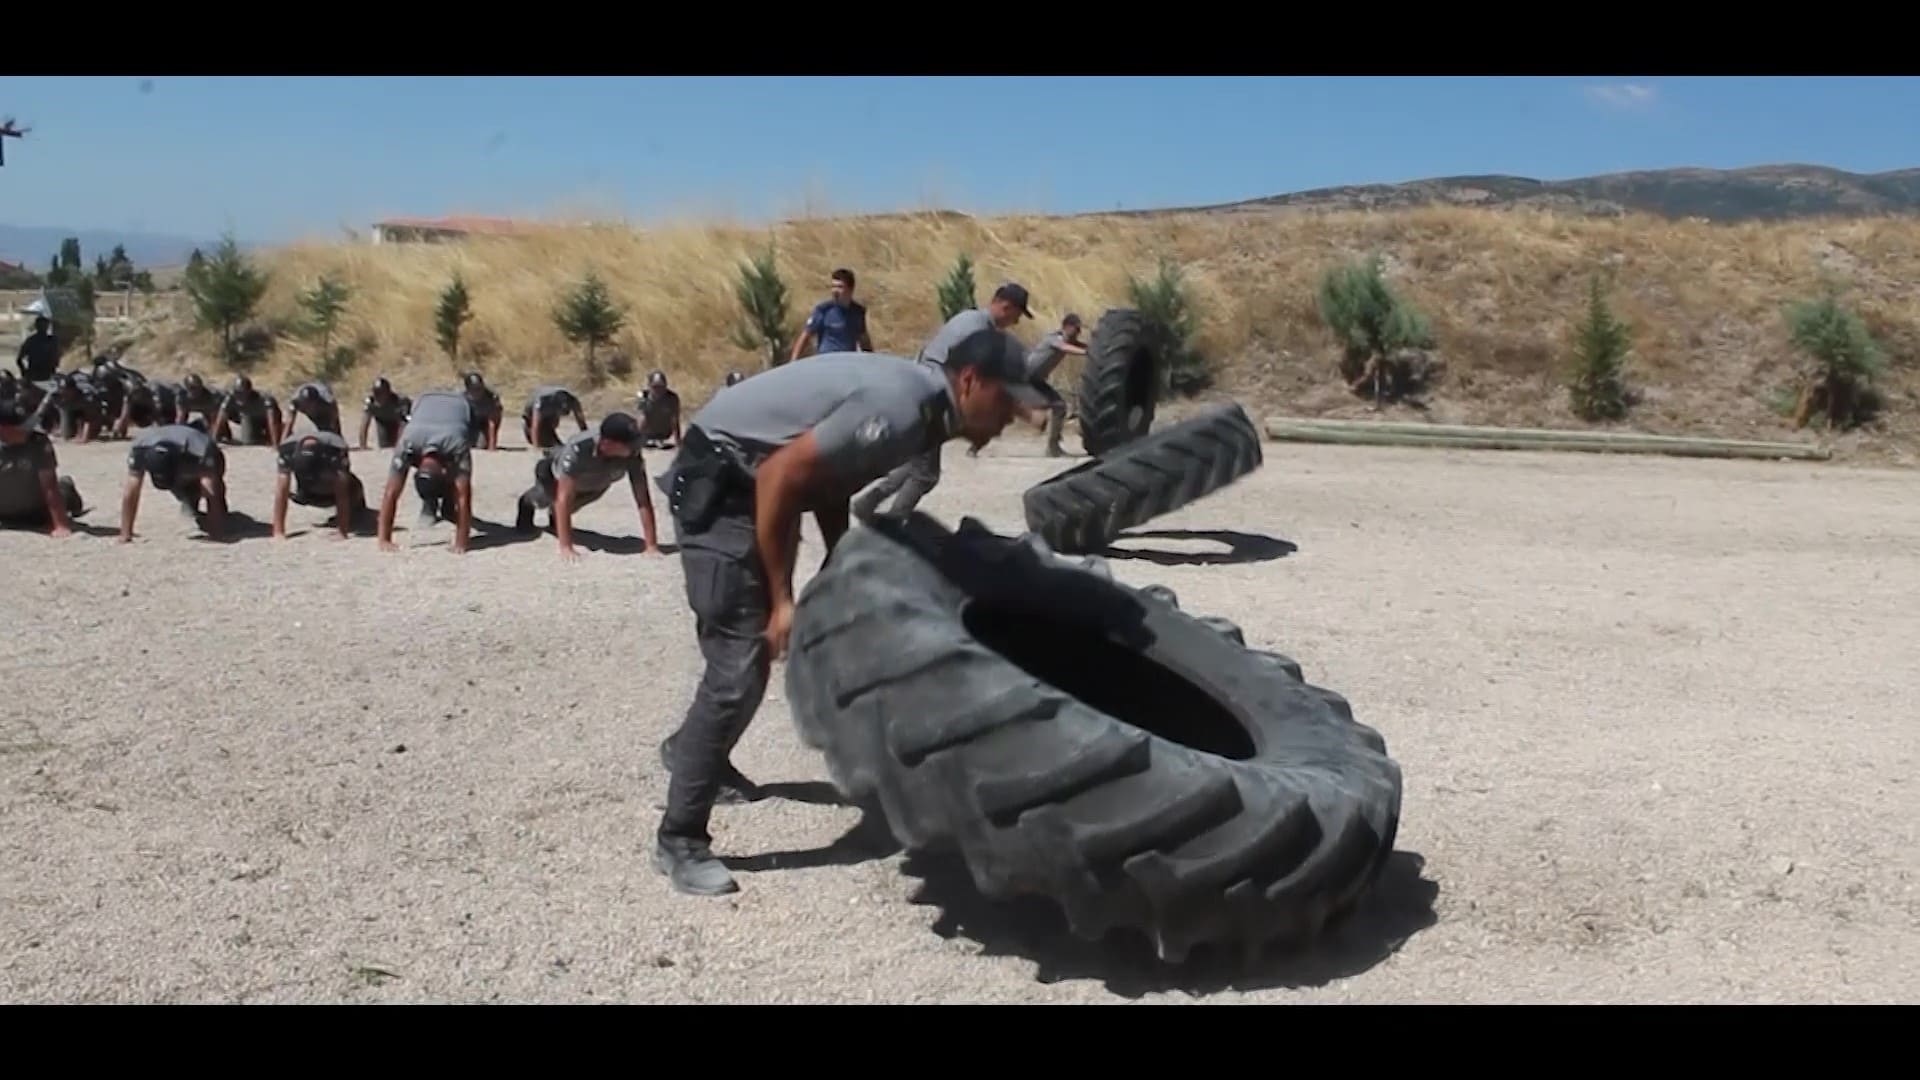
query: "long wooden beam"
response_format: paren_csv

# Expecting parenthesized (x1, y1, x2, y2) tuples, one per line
(1263, 416, 1833, 461)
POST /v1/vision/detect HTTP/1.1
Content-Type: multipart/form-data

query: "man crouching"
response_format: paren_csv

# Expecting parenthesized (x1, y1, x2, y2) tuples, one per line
(515, 411, 660, 561)
(120, 422, 229, 542)
(376, 389, 475, 554)
(273, 431, 367, 541)
(0, 401, 80, 537)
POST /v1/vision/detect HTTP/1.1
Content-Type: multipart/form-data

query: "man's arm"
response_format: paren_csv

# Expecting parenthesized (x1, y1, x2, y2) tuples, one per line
(752, 430, 842, 658)
(629, 470, 659, 553)
(452, 473, 472, 553)
(114, 395, 133, 438)
(553, 473, 580, 560)
(200, 469, 228, 541)
(36, 467, 72, 538)
(118, 471, 142, 543)
(573, 402, 588, 432)
(790, 328, 815, 362)
(814, 500, 849, 564)
(358, 408, 372, 449)
(377, 468, 405, 551)
(268, 404, 285, 446)
(271, 470, 292, 538)
(332, 471, 353, 539)
(486, 411, 501, 450)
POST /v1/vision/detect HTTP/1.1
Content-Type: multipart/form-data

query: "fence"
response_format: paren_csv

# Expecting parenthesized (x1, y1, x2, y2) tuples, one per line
(0, 288, 164, 324)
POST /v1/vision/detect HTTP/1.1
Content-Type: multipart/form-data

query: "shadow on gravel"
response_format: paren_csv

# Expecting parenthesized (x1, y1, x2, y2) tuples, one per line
(900, 849, 1439, 999)
(722, 795, 902, 874)
(1101, 529, 1297, 567)
(200, 511, 275, 543)
(463, 518, 539, 551)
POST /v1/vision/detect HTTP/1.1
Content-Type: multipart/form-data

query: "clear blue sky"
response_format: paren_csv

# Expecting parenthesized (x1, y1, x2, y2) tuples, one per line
(3, 76, 1917, 244)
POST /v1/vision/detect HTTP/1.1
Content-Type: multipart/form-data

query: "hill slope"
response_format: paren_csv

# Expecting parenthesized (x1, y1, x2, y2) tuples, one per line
(106, 199, 1920, 465)
(1133, 164, 1920, 224)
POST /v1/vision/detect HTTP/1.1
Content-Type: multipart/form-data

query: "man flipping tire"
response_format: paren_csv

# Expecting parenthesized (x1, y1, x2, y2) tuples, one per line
(652, 329, 1045, 897)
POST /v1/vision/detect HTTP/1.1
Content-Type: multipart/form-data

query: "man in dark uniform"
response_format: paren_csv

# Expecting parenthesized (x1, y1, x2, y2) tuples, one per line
(521, 383, 588, 449)
(359, 376, 411, 449)
(723, 370, 746, 388)
(271, 430, 366, 541)
(0, 401, 80, 537)
(111, 368, 176, 437)
(788, 267, 873, 361)
(31, 371, 107, 443)
(377, 388, 475, 554)
(461, 371, 503, 450)
(514, 411, 661, 560)
(213, 375, 283, 445)
(15, 316, 59, 382)
(175, 373, 222, 430)
(288, 381, 343, 436)
(119, 422, 230, 542)
(850, 281, 1034, 520)
(636, 369, 681, 449)
(651, 326, 1044, 896)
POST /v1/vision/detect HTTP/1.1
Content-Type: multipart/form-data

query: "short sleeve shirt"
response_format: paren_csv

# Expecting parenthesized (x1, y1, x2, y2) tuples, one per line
(127, 424, 224, 475)
(805, 300, 868, 354)
(551, 425, 644, 496)
(527, 385, 578, 417)
(1025, 329, 1071, 382)
(0, 430, 57, 516)
(277, 430, 353, 475)
(390, 390, 474, 476)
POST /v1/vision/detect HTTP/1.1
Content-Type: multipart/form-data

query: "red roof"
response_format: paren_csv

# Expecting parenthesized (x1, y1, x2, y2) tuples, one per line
(372, 215, 539, 236)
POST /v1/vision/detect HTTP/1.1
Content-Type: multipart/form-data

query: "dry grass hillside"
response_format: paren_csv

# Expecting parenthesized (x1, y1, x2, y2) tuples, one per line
(122, 204, 1920, 463)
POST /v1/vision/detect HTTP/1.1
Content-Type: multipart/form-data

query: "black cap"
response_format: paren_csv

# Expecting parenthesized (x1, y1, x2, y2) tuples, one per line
(463, 371, 485, 390)
(942, 328, 1047, 409)
(0, 401, 25, 428)
(992, 282, 1034, 319)
(599, 411, 640, 444)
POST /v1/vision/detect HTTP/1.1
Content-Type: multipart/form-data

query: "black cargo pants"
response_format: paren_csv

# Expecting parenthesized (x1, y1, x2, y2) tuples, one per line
(852, 444, 940, 518)
(657, 514, 772, 847)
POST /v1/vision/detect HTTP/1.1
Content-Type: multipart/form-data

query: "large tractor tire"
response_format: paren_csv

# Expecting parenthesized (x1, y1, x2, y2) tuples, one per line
(785, 514, 1402, 964)
(1076, 308, 1162, 457)
(1023, 402, 1263, 555)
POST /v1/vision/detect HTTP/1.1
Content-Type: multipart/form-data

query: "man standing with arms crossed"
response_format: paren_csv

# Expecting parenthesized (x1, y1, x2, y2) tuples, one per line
(652, 326, 1045, 896)
(850, 281, 1034, 520)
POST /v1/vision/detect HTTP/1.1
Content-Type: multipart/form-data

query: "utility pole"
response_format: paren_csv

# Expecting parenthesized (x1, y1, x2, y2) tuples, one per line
(0, 117, 29, 167)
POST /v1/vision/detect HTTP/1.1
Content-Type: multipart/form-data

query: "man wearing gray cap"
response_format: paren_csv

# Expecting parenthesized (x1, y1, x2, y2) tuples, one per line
(850, 281, 1034, 521)
(651, 323, 1044, 897)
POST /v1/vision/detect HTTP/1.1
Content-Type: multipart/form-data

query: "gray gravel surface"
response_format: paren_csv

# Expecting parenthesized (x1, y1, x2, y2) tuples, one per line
(3, 425, 1917, 1004)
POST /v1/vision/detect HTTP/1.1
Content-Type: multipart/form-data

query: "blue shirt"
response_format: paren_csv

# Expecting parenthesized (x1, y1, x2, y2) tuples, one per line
(805, 299, 867, 354)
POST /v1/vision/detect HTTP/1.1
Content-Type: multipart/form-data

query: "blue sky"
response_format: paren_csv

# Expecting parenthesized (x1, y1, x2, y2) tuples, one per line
(2, 75, 1917, 244)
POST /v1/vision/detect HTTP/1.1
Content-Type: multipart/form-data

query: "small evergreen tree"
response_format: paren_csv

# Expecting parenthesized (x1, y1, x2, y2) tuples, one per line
(435, 273, 473, 368)
(299, 272, 354, 381)
(182, 233, 268, 363)
(936, 253, 977, 322)
(1566, 273, 1632, 421)
(1785, 284, 1884, 431)
(1316, 254, 1437, 405)
(728, 246, 792, 368)
(1126, 256, 1209, 395)
(552, 269, 625, 380)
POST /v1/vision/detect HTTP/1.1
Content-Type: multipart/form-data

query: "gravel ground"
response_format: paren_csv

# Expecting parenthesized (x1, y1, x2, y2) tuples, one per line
(3, 424, 1916, 1004)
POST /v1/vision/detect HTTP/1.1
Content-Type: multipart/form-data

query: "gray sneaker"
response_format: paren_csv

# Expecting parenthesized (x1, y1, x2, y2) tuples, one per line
(653, 838, 738, 896)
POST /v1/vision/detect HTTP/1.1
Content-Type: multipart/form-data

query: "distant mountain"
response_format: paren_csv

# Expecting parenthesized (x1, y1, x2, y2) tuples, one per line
(0, 223, 210, 272)
(1119, 164, 1920, 223)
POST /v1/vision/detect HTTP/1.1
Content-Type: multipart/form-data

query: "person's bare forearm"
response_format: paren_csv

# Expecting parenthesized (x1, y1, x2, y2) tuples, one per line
(755, 476, 804, 608)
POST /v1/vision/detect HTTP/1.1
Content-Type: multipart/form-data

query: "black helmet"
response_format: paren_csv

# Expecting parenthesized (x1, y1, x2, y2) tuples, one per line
(372, 376, 391, 393)
(647, 369, 667, 388)
(463, 370, 486, 391)
(185, 373, 204, 390)
(725, 370, 746, 386)
(233, 375, 252, 393)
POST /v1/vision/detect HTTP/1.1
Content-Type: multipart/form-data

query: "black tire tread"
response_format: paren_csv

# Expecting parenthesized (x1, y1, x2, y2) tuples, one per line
(787, 514, 1401, 962)
(1024, 402, 1265, 555)
(1076, 308, 1160, 457)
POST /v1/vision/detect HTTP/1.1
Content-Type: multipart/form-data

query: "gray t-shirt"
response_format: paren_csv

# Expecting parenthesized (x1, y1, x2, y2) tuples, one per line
(0, 430, 56, 517)
(1025, 329, 1073, 382)
(127, 423, 223, 476)
(691, 351, 955, 490)
(391, 391, 474, 476)
(919, 309, 995, 363)
(527, 385, 579, 417)
(550, 424, 645, 497)
(277, 430, 352, 476)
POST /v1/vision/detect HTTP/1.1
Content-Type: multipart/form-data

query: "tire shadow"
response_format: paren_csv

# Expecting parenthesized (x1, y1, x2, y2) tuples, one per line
(899, 849, 1439, 999)
(722, 792, 903, 874)
(1101, 528, 1297, 567)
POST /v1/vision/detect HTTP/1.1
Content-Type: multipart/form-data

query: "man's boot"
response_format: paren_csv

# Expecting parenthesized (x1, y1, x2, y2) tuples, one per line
(653, 835, 738, 896)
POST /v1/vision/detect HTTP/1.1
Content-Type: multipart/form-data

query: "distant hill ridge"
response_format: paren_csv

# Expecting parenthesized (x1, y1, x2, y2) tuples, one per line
(1108, 164, 1920, 223)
